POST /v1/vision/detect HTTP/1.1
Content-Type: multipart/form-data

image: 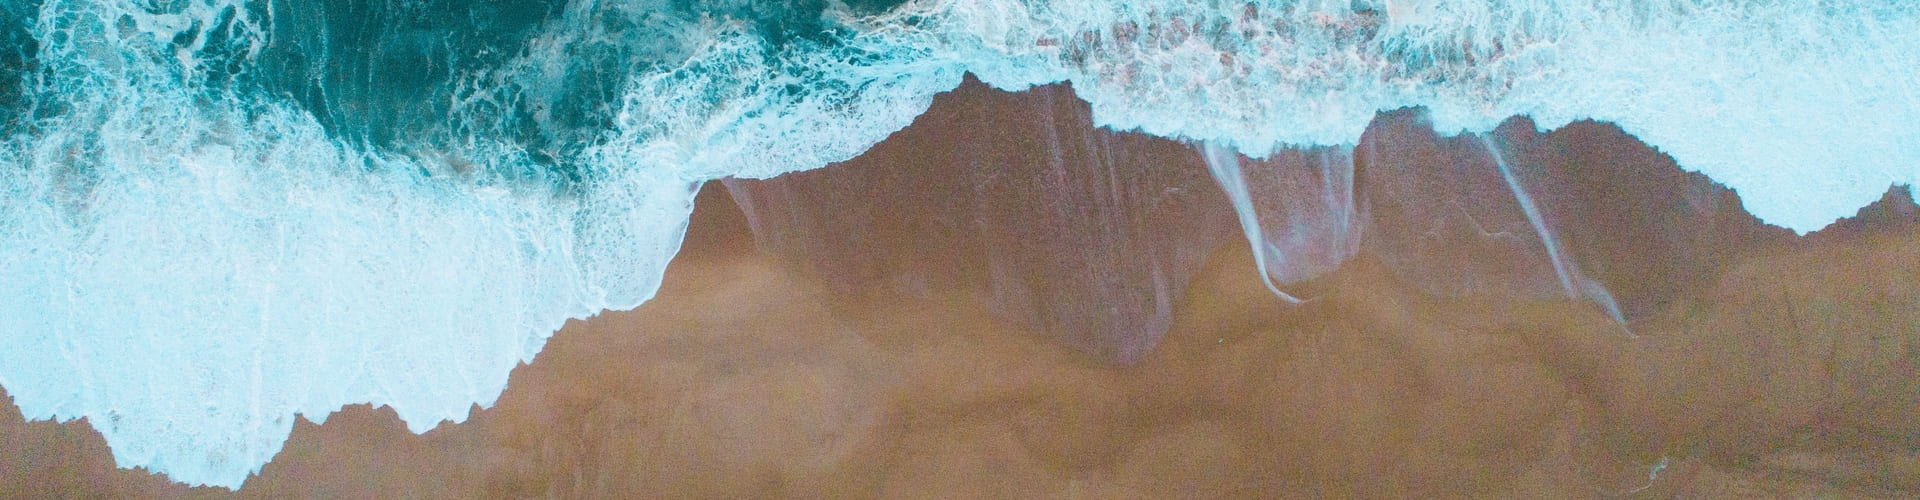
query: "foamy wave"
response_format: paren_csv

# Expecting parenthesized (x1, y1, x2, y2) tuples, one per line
(911, 0, 1920, 232)
(1, 0, 696, 486)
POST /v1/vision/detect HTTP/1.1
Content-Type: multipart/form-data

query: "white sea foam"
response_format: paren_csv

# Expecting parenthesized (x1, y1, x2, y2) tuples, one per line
(2, 0, 697, 486)
(920, 0, 1920, 232)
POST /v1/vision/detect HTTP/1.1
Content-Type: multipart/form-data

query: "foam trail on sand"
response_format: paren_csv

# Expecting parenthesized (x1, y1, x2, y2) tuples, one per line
(1483, 135, 1576, 296)
(1204, 130, 1628, 324)
(1201, 141, 1362, 302)
(1481, 134, 1627, 326)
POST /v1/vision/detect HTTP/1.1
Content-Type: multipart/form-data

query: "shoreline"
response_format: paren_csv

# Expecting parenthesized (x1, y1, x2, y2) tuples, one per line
(4, 80, 1917, 497)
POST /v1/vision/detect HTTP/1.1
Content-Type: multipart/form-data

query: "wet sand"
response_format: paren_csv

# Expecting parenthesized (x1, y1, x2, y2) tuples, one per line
(3, 81, 1918, 498)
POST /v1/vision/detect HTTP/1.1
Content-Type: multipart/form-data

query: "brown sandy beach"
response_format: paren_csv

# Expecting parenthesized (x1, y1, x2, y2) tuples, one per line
(4, 79, 1918, 498)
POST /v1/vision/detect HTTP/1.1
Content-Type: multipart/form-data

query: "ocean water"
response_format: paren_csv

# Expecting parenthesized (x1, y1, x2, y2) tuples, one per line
(1, 0, 1915, 487)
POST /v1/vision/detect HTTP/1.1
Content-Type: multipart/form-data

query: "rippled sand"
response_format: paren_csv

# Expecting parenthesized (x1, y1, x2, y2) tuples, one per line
(4, 82, 1917, 498)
